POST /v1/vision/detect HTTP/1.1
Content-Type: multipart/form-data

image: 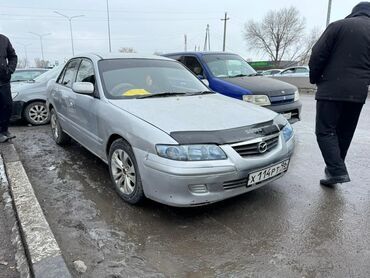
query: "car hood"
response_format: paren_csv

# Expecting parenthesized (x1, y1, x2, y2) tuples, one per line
(11, 81, 41, 92)
(109, 94, 277, 134)
(220, 76, 297, 96)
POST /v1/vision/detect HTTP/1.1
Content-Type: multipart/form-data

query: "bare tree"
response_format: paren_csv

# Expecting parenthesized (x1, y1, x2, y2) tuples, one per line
(298, 27, 322, 65)
(34, 58, 50, 68)
(244, 7, 306, 65)
(118, 47, 136, 53)
(17, 57, 28, 69)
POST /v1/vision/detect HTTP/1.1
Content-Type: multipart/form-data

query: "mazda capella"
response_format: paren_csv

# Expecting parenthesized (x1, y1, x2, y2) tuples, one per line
(47, 53, 295, 207)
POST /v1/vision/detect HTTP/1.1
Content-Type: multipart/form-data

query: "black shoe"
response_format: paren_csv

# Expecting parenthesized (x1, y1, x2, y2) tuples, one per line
(0, 133, 9, 143)
(320, 167, 350, 186)
(3, 131, 16, 139)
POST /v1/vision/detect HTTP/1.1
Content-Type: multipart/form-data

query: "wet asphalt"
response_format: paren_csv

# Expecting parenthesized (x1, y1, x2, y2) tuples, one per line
(9, 95, 370, 277)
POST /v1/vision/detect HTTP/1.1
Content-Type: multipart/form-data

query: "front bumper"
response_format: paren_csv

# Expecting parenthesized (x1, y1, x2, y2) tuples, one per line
(135, 134, 295, 207)
(10, 101, 25, 121)
(265, 100, 302, 124)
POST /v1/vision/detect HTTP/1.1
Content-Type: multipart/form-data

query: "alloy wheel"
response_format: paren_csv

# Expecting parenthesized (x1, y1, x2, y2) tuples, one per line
(110, 149, 136, 195)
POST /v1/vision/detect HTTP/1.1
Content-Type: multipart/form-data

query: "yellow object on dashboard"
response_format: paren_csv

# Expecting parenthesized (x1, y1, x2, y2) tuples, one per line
(122, 89, 151, 96)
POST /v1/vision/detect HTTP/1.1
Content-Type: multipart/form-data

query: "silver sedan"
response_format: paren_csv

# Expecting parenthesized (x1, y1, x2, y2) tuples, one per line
(46, 53, 295, 207)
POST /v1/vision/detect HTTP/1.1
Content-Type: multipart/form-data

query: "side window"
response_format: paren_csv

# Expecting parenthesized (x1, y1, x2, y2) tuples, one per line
(167, 55, 182, 62)
(76, 59, 95, 84)
(296, 68, 308, 73)
(57, 66, 67, 84)
(183, 56, 204, 77)
(61, 59, 80, 88)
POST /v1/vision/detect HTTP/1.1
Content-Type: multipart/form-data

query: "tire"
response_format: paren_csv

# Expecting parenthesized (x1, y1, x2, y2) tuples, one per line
(108, 139, 144, 205)
(50, 108, 70, 146)
(23, 101, 50, 125)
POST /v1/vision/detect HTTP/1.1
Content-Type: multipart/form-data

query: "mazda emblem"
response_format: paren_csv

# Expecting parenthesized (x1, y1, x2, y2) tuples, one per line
(258, 142, 268, 153)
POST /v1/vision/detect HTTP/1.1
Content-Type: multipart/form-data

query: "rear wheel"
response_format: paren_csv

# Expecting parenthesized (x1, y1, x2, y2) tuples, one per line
(50, 108, 70, 145)
(24, 101, 50, 125)
(108, 139, 144, 204)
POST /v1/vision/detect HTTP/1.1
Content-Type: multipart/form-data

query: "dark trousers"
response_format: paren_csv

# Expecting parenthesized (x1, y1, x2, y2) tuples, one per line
(0, 83, 12, 133)
(316, 100, 363, 176)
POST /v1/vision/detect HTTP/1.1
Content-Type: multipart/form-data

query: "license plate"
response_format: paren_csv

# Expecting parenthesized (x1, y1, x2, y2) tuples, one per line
(247, 160, 290, 186)
(283, 112, 292, 120)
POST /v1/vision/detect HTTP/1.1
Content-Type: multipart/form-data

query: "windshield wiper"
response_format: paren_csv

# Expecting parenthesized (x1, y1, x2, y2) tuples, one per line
(137, 92, 187, 99)
(229, 74, 248, 78)
(184, 90, 215, 96)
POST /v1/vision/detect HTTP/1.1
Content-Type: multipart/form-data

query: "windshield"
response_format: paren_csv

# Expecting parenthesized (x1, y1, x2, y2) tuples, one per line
(98, 59, 209, 99)
(202, 54, 256, 78)
(11, 69, 47, 82)
(34, 64, 64, 83)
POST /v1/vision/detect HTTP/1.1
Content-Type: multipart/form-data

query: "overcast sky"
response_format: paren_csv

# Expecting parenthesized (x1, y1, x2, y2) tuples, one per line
(0, 0, 364, 66)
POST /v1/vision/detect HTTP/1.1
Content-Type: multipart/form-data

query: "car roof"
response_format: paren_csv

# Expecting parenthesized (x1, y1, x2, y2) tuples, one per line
(163, 51, 238, 57)
(74, 52, 174, 61)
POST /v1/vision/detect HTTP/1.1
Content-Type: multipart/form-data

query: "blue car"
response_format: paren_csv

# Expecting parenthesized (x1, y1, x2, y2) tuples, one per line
(163, 52, 302, 123)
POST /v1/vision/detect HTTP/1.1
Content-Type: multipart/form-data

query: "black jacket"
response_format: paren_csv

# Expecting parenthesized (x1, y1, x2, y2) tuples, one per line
(309, 2, 370, 103)
(0, 34, 17, 86)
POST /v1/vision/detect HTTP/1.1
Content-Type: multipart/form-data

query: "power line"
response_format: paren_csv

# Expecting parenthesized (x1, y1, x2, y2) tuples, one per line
(0, 5, 224, 15)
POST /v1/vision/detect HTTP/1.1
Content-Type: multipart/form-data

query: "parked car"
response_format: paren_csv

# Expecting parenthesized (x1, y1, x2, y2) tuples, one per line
(11, 68, 48, 83)
(278, 66, 309, 77)
(11, 64, 64, 125)
(47, 53, 295, 207)
(163, 52, 302, 123)
(262, 69, 283, 76)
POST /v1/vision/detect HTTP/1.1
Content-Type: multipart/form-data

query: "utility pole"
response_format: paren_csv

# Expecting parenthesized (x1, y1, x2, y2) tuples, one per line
(221, 12, 230, 52)
(106, 0, 112, 52)
(54, 11, 84, 56)
(207, 24, 211, 51)
(326, 0, 332, 27)
(29, 32, 51, 61)
(203, 25, 208, 51)
(203, 24, 210, 51)
(184, 34, 187, 51)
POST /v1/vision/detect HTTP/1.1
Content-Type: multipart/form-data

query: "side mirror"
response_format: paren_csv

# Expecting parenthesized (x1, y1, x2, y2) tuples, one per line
(72, 82, 94, 95)
(201, 79, 209, 87)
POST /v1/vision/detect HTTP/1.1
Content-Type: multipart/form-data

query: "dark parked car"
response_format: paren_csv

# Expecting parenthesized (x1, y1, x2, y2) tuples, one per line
(163, 52, 302, 123)
(11, 65, 64, 125)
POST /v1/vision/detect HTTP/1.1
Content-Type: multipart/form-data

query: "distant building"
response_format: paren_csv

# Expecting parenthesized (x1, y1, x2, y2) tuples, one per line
(248, 60, 299, 70)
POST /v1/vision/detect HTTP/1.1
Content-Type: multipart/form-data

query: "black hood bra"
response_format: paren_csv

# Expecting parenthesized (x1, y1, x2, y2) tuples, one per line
(346, 2, 370, 18)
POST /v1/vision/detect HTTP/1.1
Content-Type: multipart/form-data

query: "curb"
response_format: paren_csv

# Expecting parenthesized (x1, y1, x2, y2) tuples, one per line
(0, 143, 72, 278)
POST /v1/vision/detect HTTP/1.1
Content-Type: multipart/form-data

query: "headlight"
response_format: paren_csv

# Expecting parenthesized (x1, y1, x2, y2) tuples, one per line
(11, 92, 18, 99)
(274, 114, 293, 142)
(294, 90, 300, 101)
(156, 145, 227, 161)
(282, 122, 294, 142)
(243, 94, 271, 106)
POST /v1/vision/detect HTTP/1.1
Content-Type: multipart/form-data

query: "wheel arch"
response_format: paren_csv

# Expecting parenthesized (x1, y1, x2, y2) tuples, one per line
(106, 134, 132, 157)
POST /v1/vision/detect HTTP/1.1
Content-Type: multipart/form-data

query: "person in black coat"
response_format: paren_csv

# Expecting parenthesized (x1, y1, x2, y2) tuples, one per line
(0, 34, 17, 143)
(309, 2, 370, 186)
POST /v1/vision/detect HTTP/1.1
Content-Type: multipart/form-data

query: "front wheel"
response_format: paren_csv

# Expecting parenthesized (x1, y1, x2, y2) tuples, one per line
(24, 101, 50, 125)
(108, 139, 144, 204)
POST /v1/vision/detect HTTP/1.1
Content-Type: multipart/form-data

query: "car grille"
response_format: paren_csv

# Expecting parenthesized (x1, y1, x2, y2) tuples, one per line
(269, 94, 294, 105)
(231, 134, 279, 157)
